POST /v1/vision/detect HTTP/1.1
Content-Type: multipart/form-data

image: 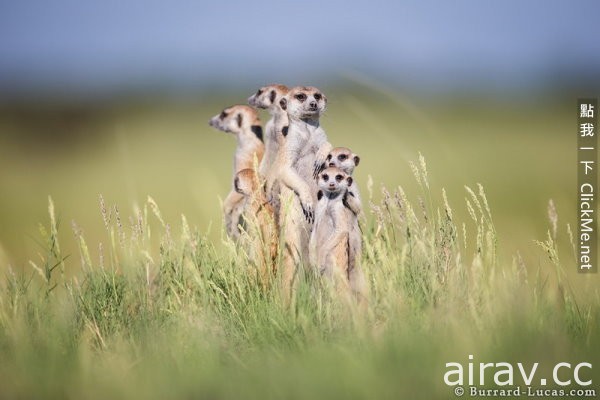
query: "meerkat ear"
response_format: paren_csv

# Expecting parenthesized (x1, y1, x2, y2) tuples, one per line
(279, 98, 287, 110)
(347, 177, 353, 186)
(234, 176, 242, 194)
(353, 155, 360, 166)
(236, 114, 243, 128)
(317, 190, 323, 201)
(269, 90, 276, 104)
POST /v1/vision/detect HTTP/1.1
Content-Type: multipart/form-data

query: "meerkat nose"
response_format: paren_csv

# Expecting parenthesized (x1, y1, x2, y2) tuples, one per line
(328, 163, 335, 167)
(309, 101, 317, 108)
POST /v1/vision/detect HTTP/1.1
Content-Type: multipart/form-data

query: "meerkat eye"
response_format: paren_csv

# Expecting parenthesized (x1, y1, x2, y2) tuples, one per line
(256, 89, 263, 96)
(335, 175, 343, 182)
(314, 93, 322, 100)
(219, 111, 228, 119)
(322, 174, 329, 181)
(295, 93, 306, 102)
(326, 154, 332, 160)
(338, 154, 347, 161)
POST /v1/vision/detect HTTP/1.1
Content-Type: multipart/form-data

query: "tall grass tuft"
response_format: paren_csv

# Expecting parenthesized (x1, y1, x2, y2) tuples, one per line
(0, 156, 597, 399)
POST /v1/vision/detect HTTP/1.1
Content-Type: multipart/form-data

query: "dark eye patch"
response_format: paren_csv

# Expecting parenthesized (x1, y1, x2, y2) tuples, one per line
(256, 89, 263, 96)
(338, 154, 347, 161)
(251, 125, 263, 141)
(220, 111, 228, 119)
(322, 174, 329, 181)
(269, 90, 276, 103)
(326, 154, 332, 160)
(314, 93, 322, 100)
(295, 93, 306, 102)
(335, 175, 343, 182)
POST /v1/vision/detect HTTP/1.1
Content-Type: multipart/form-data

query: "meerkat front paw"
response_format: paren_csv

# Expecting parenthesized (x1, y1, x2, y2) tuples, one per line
(313, 154, 327, 179)
(313, 144, 333, 179)
(302, 205, 314, 224)
(313, 161, 326, 180)
(299, 193, 314, 223)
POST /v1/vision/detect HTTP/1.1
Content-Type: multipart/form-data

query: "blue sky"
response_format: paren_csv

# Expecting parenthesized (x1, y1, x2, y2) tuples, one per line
(0, 0, 598, 95)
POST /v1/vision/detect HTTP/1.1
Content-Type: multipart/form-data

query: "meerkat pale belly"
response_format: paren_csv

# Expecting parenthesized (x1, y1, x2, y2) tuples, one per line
(310, 167, 356, 280)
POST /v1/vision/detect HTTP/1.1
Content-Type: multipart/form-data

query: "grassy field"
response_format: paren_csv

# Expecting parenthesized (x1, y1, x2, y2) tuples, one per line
(0, 87, 597, 399)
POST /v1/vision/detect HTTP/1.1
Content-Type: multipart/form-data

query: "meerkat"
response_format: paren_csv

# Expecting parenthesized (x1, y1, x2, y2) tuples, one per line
(324, 147, 362, 216)
(323, 147, 366, 298)
(274, 86, 332, 296)
(247, 84, 289, 177)
(208, 105, 264, 239)
(309, 167, 362, 298)
(247, 84, 289, 219)
(233, 168, 278, 288)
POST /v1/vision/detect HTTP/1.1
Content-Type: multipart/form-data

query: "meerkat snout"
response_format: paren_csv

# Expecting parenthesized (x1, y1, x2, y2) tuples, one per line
(208, 113, 222, 128)
(248, 89, 262, 105)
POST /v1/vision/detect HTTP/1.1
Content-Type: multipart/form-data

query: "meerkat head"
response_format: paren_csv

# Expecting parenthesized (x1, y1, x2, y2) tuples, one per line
(248, 84, 289, 112)
(209, 105, 263, 141)
(317, 167, 352, 198)
(279, 86, 327, 120)
(326, 147, 360, 175)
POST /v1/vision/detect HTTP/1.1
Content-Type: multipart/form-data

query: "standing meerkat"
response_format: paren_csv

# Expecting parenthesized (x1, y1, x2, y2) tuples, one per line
(247, 84, 289, 178)
(247, 84, 289, 219)
(233, 168, 278, 288)
(325, 147, 362, 216)
(275, 86, 332, 296)
(324, 147, 367, 301)
(208, 105, 264, 239)
(309, 167, 362, 298)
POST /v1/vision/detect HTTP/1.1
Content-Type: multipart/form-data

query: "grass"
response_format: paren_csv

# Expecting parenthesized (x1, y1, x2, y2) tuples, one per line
(0, 151, 598, 399)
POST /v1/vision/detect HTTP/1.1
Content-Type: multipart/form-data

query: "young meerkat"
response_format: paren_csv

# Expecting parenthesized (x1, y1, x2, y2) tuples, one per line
(309, 167, 363, 298)
(208, 105, 264, 240)
(233, 168, 278, 288)
(325, 148, 367, 300)
(325, 147, 362, 216)
(275, 86, 332, 296)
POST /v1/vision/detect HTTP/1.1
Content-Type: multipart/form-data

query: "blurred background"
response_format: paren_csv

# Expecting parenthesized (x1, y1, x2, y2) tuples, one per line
(0, 0, 598, 268)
